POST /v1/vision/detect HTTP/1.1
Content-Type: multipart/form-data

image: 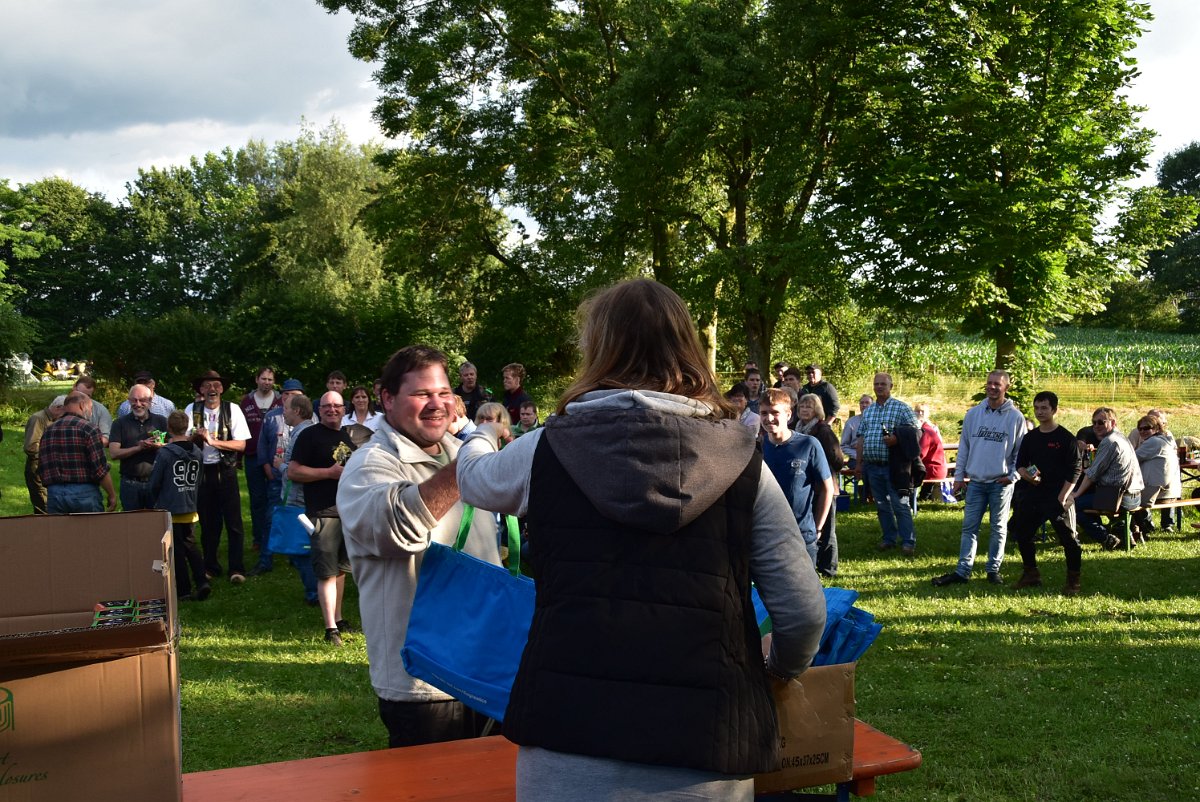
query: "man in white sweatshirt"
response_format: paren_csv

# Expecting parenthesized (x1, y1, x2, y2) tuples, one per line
(933, 370, 1025, 587)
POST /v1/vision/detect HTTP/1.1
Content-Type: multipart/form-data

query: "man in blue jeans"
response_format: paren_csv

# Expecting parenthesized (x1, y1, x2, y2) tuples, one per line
(854, 372, 919, 555)
(1071, 407, 1144, 552)
(38, 391, 118, 513)
(932, 370, 1025, 587)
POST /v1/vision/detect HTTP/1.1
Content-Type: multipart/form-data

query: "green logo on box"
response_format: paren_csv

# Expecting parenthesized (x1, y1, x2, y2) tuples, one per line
(0, 687, 11, 733)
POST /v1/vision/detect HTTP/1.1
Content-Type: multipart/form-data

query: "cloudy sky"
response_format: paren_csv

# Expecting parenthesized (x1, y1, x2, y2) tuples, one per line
(1, 0, 1197, 202)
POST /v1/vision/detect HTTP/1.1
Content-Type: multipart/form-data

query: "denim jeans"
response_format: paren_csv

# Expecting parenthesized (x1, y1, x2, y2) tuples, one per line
(1075, 490, 1140, 544)
(244, 455, 271, 548)
(118, 476, 155, 511)
(956, 480, 1015, 577)
(816, 506, 837, 576)
(863, 463, 914, 548)
(47, 482, 103, 514)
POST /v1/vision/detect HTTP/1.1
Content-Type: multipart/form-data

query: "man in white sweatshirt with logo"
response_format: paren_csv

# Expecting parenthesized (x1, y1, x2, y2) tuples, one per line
(933, 370, 1025, 586)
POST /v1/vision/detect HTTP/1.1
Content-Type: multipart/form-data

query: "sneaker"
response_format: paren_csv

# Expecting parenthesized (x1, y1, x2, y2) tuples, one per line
(194, 583, 212, 601)
(1102, 535, 1121, 551)
(932, 571, 968, 587)
(986, 571, 1004, 585)
(901, 545, 916, 557)
(247, 564, 273, 577)
(178, 592, 195, 602)
(336, 619, 357, 635)
(324, 627, 343, 647)
(877, 541, 897, 552)
(229, 572, 246, 585)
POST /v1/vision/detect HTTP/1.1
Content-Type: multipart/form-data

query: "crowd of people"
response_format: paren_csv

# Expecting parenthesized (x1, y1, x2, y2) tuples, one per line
(721, 363, 1189, 597)
(15, 278, 1191, 798)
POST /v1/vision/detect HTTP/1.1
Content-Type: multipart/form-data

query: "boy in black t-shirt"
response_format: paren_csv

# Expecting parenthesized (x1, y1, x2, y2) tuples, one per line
(1009, 391, 1084, 595)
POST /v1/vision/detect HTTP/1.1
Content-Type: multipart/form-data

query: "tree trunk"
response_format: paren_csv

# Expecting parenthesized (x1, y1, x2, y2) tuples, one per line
(994, 337, 1017, 372)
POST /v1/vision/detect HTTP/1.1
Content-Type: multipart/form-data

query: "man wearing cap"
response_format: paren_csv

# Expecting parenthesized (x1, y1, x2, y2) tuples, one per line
(38, 391, 118, 513)
(116, 371, 177, 418)
(109, 383, 169, 511)
(251, 378, 306, 578)
(240, 367, 283, 556)
(23, 394, 67, 514)
(185, 369, 252, 584)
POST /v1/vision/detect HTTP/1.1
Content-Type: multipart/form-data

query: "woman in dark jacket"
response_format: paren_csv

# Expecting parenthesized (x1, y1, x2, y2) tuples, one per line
(458, 279, 826, 801)
(796, 393, 843, 577)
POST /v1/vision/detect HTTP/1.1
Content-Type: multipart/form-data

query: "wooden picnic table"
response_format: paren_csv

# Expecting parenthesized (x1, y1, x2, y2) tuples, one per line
(183, 721, 922, 801)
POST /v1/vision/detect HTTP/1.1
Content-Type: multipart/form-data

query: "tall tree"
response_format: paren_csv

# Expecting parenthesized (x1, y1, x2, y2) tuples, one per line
(5, 177, 130, 355)
(0, 179, 48, 361)
(126, 149, 264, 316)
(830, 0, 1195, 370)
(320, 0, 890, 370)
(1145, 142, 1200, 330)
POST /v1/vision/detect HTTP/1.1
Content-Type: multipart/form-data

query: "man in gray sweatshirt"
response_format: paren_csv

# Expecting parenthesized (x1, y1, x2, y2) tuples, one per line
(933, 370, 1025, 586)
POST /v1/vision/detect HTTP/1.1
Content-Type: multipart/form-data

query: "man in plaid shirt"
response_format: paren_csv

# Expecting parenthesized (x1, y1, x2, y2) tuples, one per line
(37, 391, 117, 513)
(854, 372, 920, 554)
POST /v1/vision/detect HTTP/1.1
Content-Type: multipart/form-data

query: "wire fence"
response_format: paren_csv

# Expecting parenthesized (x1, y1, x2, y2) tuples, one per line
(890, 374, 1200, 408)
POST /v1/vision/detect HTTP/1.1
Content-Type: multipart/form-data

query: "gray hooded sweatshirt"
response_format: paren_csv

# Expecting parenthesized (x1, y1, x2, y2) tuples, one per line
(957, 397, 1025, 484)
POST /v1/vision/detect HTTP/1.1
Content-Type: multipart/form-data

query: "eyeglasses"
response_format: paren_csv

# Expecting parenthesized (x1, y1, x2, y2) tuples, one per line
(1137, 425, 1153, 432)
(321, 404, 345, 410)
(1092, 419, 1111, 426)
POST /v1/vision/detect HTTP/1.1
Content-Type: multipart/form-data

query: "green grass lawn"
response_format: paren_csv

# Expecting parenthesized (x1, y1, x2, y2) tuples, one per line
(3, 386, 1199, 800)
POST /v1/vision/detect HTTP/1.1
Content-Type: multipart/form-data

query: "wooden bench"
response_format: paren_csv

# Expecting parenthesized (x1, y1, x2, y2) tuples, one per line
(1084, 496, 1200, 552)
(183, 722, 922, 801)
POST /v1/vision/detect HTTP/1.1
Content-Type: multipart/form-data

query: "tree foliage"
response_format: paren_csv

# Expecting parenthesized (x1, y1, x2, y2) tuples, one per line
(321, 0, 897, 371)
(829, 0, 1194, 370)
(0, 179, 45, 362)
(1144, 141, 1200, 330)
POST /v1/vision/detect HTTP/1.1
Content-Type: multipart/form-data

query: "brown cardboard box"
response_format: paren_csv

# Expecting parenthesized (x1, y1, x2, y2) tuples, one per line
(0, 511, 181, 802)
(754, 662, 856, 794)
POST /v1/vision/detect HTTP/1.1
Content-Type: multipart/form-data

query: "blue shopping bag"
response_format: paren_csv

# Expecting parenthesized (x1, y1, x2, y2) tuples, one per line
(267, 501, 311, 556)
(401, 507, 534, 722)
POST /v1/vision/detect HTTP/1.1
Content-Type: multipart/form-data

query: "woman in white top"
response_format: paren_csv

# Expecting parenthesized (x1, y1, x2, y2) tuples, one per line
(341, 386, 381, 431)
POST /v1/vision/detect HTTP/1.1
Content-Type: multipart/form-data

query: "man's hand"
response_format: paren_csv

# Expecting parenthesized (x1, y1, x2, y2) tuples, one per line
(882, 433, 898, 447)
(953, 480, 965, 495)
(105, 493, 117, 512)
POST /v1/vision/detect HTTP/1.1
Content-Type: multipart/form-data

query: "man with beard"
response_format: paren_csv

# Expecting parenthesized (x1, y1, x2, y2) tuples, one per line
(338, 346, 501, 747)
(185, 370, 251, 584)
(109, 383, 168, 510)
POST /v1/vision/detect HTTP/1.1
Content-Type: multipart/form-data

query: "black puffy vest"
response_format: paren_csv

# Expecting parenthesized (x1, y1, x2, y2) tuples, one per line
(502, 434, 778, 775)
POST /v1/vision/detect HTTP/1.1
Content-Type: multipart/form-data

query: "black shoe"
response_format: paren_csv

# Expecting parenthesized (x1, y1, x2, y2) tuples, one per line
(877, 541, 897, 552)
(194, 583, 212, 601)
(986, 571, 1004, 585)
(932, 571, 968, 587)
(324, 627, 343, 647)
(229, 572, 247, 585)
(247, 564, 272, 577)
(304, 597, 319, 607)
(336, 619, 357, 635)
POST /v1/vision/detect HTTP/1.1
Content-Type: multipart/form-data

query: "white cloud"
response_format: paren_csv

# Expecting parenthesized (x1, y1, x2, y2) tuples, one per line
(0, 0, 385, 199)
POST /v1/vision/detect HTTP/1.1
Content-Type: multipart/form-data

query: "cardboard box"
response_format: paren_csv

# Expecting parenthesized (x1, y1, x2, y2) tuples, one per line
(0, 511, 181, 802)
(754, 662, 856, 793)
